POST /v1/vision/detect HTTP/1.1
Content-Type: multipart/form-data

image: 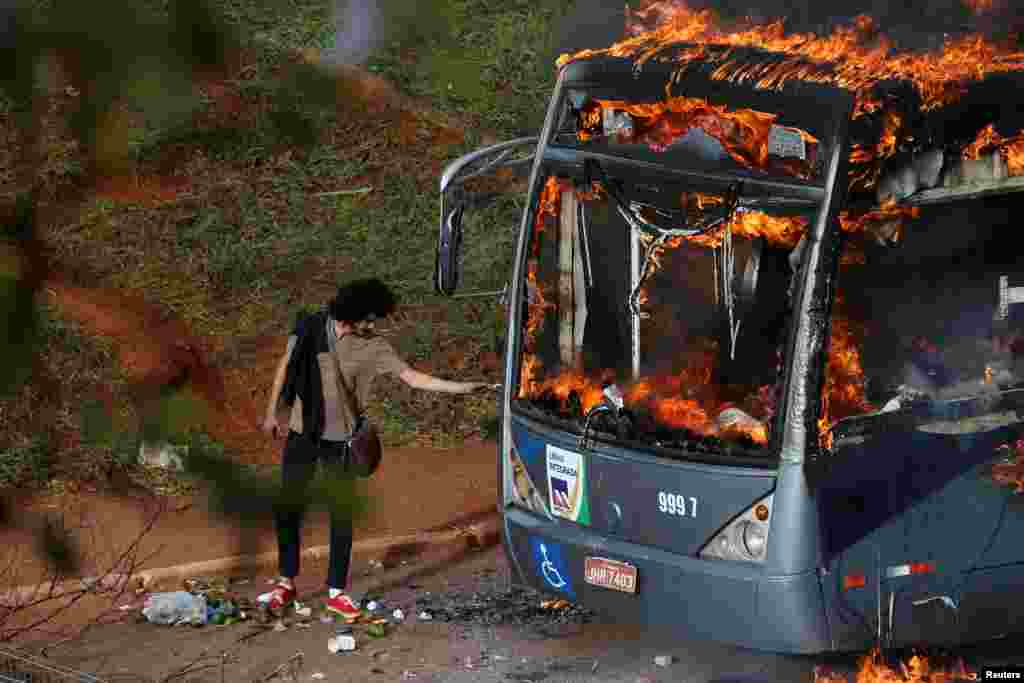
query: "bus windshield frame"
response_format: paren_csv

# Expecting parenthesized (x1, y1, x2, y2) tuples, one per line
(506, 62, 855, 466)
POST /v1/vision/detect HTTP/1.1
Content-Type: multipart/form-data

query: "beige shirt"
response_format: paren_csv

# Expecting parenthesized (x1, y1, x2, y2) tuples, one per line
(285, 320, 410, 439)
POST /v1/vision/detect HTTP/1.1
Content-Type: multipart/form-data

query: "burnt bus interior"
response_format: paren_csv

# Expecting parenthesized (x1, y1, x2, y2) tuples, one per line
(513, 51, 846, 462)
(512, 49, 1024, 485)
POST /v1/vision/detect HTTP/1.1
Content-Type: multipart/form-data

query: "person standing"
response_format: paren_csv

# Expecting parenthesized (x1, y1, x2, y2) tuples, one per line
(262, 278, 493, 619)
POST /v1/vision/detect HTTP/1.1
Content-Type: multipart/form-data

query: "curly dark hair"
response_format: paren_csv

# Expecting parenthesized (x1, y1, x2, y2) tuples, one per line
(328, 278, 398, 323)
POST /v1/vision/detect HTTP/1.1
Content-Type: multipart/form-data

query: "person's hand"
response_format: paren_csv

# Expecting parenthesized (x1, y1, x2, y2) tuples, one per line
(262, 415, 281, 438)
(468, 382, 500, 393)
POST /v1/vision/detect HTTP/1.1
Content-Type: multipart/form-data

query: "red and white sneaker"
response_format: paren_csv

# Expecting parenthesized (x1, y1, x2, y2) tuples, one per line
(324, 594, 361, 621)
(266, 583, 296, 610)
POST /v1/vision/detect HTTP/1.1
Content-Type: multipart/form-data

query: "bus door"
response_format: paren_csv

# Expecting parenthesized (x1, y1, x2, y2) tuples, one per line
(813, 195, 1024, 650)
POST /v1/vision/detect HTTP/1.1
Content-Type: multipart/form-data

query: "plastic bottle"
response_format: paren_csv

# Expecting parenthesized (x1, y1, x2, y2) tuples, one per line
(142, 591, 208, 626)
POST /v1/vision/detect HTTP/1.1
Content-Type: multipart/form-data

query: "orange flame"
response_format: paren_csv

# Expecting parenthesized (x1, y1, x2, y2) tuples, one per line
(992, 439, 1024, 493)
(558, 2, 1024, 120)
(580, 96, 819, 177)
(963, 0, 995, 15)
(815, 647, 977, 682)
(536, 367, 614, 416)
(578, 93, 908, 193)
(839, 198, 920, 243)
(963, 123, 1024, 175)
(518, 177, 565, 400)
(820, 292, 875, 449)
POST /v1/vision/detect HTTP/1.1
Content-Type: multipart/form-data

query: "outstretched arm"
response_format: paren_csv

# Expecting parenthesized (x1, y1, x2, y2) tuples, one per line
(398, 367, 490, 394)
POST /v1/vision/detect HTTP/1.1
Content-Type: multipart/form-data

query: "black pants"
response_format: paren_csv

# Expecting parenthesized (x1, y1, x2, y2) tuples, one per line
(275, 431, 354, 589)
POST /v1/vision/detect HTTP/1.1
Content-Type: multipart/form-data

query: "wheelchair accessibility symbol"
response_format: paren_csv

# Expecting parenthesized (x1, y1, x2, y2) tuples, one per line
(529, 536, 575, 599)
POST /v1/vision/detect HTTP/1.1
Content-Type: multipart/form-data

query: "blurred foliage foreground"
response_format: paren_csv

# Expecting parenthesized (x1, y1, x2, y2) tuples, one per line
(0, 0, 474, 637)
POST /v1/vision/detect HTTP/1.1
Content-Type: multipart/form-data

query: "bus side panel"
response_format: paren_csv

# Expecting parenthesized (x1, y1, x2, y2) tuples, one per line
(818, 429, 1024, 649)
(756, 573, 832, 654)
(959, 565, 1024, 642)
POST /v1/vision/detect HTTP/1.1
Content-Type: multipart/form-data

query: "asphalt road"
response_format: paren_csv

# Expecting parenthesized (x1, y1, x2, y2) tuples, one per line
(396, 546, 821, 683)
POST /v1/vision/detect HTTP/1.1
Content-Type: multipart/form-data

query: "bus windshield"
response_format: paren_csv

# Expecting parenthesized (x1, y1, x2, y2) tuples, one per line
(515, 167, 812, 458)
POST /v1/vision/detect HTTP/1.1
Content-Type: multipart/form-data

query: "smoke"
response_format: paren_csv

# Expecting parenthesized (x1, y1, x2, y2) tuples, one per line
(322, 0, 449, 68)
(324, 0, 383, 67)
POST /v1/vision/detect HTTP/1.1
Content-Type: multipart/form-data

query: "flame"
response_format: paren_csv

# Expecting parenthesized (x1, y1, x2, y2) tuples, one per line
(559, 2, 1024, 122)
(820, 292, 874, 449)
(963, 123, 1024, 175)
(577, 93, 907, 193)
(963, 0, 995, 14)
(839, 198, 920, 243)
(815, 647, 978, 682)
(847, 109, 907, 192)
(536, 367, 613, 415)
(992, 439, 1024, 493)
(518, 177, 565, 399)
(580, 96, 818, 177)
(519, 353, 542, 399)
(652, 396, 717, 436)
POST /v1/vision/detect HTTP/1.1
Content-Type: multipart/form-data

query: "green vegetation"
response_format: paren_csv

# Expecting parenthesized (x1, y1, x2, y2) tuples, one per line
(3, 0, 572, 496)
(0, 304, 127, 489)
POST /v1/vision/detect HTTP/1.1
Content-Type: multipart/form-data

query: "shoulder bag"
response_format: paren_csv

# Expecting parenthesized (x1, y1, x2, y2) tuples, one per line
(331, 345, 383, 478)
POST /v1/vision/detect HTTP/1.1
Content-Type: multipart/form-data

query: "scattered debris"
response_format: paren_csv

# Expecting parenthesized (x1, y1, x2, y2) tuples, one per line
(370, 668, 386, 675)
(273, 620, 287, 633)
(401, 672, 417, 680)
(320, 615, 334, 624)
(366, 600, 381, 611)
(369, 560, 385, 570)
(366, 623, 387, 638)
(654, 655, 674, 667)
(295, 605, 312, 618)
(262, 652, 304, 683)
(295, 622, 312, 629)
(142, 591, 208, 626)
(257, 592, 274, 604)
(392, 609, 405, 622)
(417, 611, 433, 621)
(592, 660, 599, 673)
(539, 599, 570, 609)
(313, 186, 373, 198)
(415, 586, 594, 627)
(311, 674, 325, 681)
(328, 634, 357, 653)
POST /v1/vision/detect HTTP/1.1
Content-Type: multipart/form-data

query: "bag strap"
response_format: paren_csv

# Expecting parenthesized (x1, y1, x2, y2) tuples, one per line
(329, 330, 363, 431)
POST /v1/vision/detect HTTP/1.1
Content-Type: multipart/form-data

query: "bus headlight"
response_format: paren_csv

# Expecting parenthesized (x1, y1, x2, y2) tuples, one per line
(741, 521, 767, 558)
(699, 494, 773, 564)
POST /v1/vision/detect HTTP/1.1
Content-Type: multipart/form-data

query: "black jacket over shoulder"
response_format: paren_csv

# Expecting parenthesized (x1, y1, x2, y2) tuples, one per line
(280, 310, 329, 441)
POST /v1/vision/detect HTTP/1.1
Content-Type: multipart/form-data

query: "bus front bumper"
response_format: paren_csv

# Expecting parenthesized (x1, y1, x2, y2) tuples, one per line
(502, 507, 833, 654)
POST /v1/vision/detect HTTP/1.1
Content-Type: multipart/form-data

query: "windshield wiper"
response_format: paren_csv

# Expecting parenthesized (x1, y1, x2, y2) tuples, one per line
(584, 159, 742, 319)
(584, 158, 739, 238)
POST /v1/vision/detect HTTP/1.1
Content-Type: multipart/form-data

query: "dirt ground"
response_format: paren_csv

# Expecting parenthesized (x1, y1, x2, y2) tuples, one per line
(18, 543, 1024, 683)
(9, 545, 817, 683)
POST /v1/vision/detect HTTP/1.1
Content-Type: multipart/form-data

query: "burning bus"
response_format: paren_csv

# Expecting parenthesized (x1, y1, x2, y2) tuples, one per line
(435, 5, 1024, 654)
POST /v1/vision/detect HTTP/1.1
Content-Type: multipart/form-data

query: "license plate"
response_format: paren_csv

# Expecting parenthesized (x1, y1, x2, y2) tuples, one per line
(584, 557, 638, 594)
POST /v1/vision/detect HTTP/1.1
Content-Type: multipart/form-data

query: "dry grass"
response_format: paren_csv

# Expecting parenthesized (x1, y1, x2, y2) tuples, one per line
(1, 0, 570, 490)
